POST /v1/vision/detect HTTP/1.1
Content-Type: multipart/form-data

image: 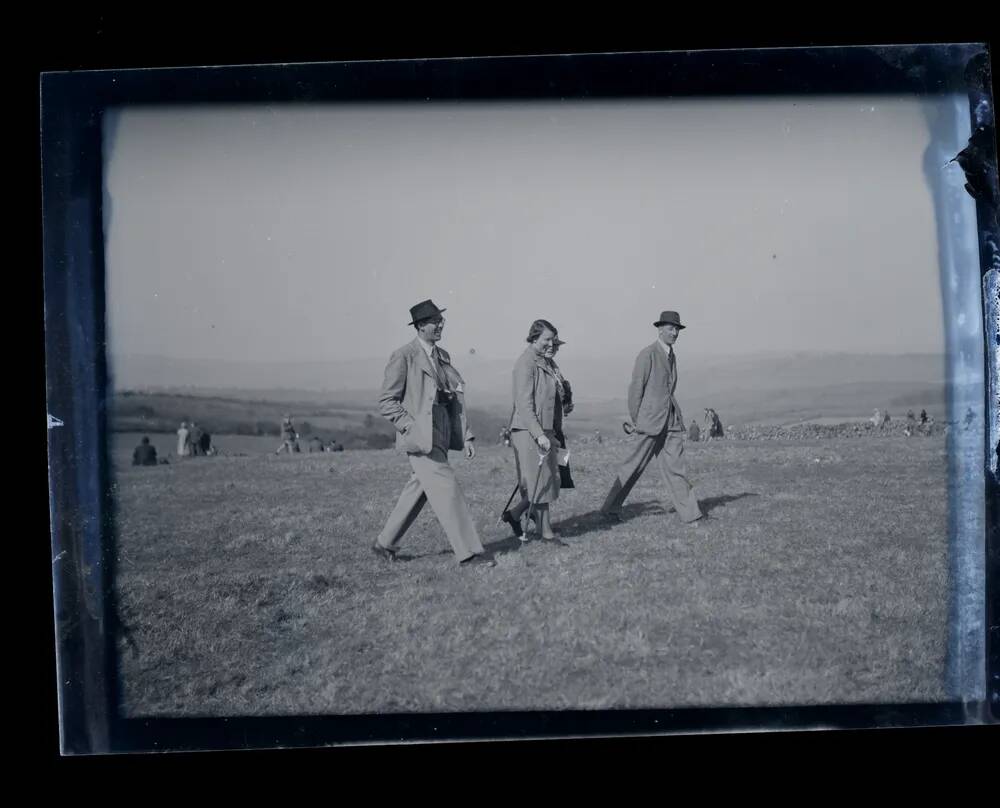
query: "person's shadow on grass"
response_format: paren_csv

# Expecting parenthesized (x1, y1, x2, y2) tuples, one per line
(486, 521, 571, 551)
(382, 551, 419, 562)
(434, 492, 760, 553)
(551, 493, 759, 540)
(482, 534, 525, 554)
(432, 534, 524, 557)
(700, 492, 758, 514)
(553, 501, 666, 540)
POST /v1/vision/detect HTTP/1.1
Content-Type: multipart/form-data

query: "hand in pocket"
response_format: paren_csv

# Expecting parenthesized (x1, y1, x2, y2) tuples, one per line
(401, 422, 425, 453)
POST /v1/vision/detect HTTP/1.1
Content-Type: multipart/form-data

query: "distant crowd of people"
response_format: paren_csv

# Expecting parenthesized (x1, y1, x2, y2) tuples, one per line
(874, 408, 932, 428)
(276, 414, 344, 454)
(132, 421, 215, 465)
(132, 424, 214, 465)
(309, 436, 345, 453)
(176, 421, 215, 457)
(874, 408, 941, 436)
(133, 414, 349, 468)
(673, 407, 724, 443)
(132, 412, 353, 468)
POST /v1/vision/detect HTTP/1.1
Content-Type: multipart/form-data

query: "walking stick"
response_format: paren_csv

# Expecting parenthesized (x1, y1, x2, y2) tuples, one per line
(495, 483, 521, 527)
(495, 407, 520, 527)
(524, 447, 549, 533)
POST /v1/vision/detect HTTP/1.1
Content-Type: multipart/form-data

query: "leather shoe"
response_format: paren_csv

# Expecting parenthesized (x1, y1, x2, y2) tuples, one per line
(501, 510, 524, 538)
(371, 543, 397, 561)
(601, 512, 623, 523)
(460, 553, 496, 568)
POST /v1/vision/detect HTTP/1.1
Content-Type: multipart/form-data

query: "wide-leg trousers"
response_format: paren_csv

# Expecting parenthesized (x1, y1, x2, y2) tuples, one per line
(376, 405, 484, 561)
(600, 428, 702, 522)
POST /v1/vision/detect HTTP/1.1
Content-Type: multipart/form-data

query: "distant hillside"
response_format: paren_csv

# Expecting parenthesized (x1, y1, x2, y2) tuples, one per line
(110, 355, 381, 396)
(109, 350, 956, 434)
(112, 351, 947, 405)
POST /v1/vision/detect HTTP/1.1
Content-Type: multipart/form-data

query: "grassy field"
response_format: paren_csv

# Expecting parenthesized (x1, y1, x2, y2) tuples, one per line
(111, 433, 954, 716)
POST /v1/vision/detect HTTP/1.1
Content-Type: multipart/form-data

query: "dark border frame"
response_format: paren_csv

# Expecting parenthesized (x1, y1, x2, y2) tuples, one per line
(41, 44, 999, 754)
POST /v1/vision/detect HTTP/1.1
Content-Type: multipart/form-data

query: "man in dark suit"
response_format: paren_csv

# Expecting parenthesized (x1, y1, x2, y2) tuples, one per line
(188, 422, 204, 456)
(600, 310, 704, 525)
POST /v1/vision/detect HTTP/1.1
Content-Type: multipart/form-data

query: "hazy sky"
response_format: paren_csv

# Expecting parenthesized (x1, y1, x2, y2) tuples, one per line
(104, 96, 955, 363)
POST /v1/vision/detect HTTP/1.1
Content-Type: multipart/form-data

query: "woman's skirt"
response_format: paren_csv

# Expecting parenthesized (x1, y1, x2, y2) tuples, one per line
(511, 428, 560, 505)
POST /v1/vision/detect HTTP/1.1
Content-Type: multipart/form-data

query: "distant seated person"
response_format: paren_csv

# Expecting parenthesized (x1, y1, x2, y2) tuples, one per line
(308, 436, 325, 453)
(132, 436, 158, 467)
(327, 440, 344, 452)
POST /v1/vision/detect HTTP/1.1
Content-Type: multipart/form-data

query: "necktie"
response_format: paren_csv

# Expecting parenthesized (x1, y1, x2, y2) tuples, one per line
(431, 348, 449, 391)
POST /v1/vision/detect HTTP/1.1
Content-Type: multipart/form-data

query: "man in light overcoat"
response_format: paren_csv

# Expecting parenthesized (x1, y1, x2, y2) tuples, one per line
(373, 299, 492, 566)
(600, 310, 704, 525)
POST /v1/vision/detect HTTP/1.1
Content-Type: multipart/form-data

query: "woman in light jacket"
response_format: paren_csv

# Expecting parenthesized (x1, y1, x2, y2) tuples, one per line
(501, 319, 562, 540)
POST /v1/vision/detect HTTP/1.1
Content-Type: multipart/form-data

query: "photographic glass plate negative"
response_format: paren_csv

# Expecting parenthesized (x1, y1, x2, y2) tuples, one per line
(41, 44, 998, 753)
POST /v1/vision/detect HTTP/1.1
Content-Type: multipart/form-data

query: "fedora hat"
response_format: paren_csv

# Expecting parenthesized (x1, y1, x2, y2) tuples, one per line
(407, 299, 447, 326)
(653, 310, 686, 329)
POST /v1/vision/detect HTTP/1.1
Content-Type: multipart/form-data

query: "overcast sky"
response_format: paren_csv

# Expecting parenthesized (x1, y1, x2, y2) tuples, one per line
(104, 96, 957, 364)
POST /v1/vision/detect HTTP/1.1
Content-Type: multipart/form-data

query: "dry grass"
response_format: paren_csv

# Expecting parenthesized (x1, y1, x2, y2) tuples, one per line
(111, 434, 952, 716)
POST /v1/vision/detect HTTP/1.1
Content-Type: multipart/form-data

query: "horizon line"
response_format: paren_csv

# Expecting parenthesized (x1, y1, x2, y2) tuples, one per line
(110, 348, 949, 365)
